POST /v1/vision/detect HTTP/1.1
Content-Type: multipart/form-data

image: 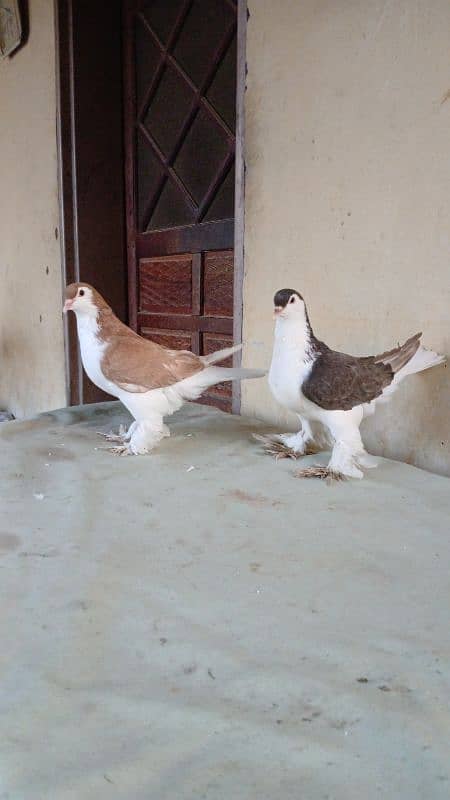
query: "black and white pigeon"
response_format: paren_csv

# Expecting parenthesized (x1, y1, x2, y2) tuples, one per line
(260, 288, 445, 480)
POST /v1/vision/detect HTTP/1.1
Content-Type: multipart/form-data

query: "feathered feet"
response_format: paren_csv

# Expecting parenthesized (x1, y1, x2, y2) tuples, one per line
(97, 422, 137, 454)
(97, 423, 132, 445)
(254, 433, 348, 481)
(293, 465, 348, 483)
(253, 432, 320, 460)
(254, 431, 377, 482)
(295, 442, 378, 482)
(97, 419, 170, 455)
(107, 443, 135, 457)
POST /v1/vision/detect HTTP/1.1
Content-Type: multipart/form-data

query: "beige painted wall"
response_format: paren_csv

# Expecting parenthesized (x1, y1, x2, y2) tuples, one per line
(0, 0, 66, 419)
(242, 0, 450, 476)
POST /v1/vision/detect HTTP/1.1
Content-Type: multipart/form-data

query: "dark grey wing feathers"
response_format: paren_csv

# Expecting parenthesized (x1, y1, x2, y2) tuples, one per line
(302, 350, 394, 410)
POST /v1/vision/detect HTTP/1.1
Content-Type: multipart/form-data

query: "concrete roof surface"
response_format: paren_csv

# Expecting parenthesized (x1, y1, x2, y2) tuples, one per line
(0, 401, 449, 799)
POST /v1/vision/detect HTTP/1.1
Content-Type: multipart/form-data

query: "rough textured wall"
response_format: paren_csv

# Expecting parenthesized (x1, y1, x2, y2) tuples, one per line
(0, 0, 66, 418)
(242, 0, 450, 476)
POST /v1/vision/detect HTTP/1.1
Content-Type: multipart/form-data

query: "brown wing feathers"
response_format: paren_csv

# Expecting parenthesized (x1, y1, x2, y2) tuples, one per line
(101, 335, 204, 392)
(302, 333, 422, 411)
(92, 298, 205, 392)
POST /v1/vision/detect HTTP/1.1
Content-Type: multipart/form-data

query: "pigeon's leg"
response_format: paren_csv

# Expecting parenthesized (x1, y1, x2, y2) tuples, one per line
(109, 417, 170, 456)
(295, 413, 376, 481)
(122, 421, 138, 442)
(295, 440, 364, 481)
(277, 418, 316, 453)
(97, 421, 137, 444)
(255, 418, 318, 460)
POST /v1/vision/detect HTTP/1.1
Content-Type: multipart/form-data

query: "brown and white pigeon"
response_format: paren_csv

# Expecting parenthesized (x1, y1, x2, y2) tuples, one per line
(63, 282, 265, 455)
(262, 288, 446, 480)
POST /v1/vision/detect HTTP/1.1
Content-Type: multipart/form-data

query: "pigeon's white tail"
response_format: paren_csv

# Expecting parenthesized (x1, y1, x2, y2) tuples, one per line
(202, 367, 266, 386)
(200, 343, 243, 365)
(197, 365, 266, 389)
(394, 345, 445, 382)
(176, 365, 266, 403)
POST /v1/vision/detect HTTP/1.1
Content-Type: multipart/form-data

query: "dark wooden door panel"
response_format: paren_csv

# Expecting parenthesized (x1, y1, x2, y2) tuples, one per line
(204, 250, 234, 316)
(124, 0, 237, 411)
(137, 249, 234, 413)
(140, 254, 193, 314)
(140, 327, 192, 350)
(202, 330, 233, 406)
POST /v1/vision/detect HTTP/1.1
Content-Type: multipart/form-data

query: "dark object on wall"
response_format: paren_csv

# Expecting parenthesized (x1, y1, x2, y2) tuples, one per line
(0, 0, 28, 58)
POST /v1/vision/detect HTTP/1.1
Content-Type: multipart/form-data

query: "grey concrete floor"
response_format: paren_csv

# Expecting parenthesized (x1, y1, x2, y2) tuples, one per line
(0, 401, 449, 800)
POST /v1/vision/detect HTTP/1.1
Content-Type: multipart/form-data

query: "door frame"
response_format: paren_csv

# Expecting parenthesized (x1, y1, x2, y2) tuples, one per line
(56, 0, 247, 413)
(232, 0, 247, 413)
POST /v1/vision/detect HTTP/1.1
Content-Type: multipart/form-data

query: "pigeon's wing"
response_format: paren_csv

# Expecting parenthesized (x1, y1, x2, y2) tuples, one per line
(302, 350, 394, 410)
(101, 335, 204, 393)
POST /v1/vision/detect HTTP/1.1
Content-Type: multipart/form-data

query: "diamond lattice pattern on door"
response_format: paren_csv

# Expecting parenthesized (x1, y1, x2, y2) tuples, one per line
(135, 0, 237, 233)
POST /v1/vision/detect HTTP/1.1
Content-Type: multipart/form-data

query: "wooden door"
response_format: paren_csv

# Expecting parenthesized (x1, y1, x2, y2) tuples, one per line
(124, 0, 238, 411)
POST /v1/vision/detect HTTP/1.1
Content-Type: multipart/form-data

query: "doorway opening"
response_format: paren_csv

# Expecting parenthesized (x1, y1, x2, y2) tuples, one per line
(57, 0, 245, 412)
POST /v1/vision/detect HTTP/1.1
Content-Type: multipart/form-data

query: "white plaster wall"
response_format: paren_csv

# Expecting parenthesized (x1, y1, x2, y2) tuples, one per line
(0, 0, 66, 418)
(242, 0, 450, 476)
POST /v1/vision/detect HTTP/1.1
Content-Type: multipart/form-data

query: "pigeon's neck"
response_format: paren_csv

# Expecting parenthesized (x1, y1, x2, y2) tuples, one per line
(96, 306, 136, 341)
(274, 309, 315, 359)
(75, 309, 101, 337)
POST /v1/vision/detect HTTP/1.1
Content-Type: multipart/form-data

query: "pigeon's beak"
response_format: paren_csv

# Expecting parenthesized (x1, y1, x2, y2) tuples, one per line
(63, 298, 74, 314)
(273, 305, 283, 320)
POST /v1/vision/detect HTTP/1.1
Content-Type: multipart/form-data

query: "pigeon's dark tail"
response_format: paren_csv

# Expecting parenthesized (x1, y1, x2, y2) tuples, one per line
(375, 332, 422, 374)
(375, 332, 445, 377)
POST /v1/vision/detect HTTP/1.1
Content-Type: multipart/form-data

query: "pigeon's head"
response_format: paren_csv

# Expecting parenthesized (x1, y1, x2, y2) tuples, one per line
(63, 283, 102, 316)
(273, 289, 305, 320)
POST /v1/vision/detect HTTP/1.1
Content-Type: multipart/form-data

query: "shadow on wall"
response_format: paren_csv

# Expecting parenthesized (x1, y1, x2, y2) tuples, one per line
(0, 329, 38, 416)
(362, 362, 449, 478)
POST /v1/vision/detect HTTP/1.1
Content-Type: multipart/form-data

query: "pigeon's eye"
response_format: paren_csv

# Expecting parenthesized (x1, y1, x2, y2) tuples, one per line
(79, 289, 85, 297)
(289, 296, 296, 304)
